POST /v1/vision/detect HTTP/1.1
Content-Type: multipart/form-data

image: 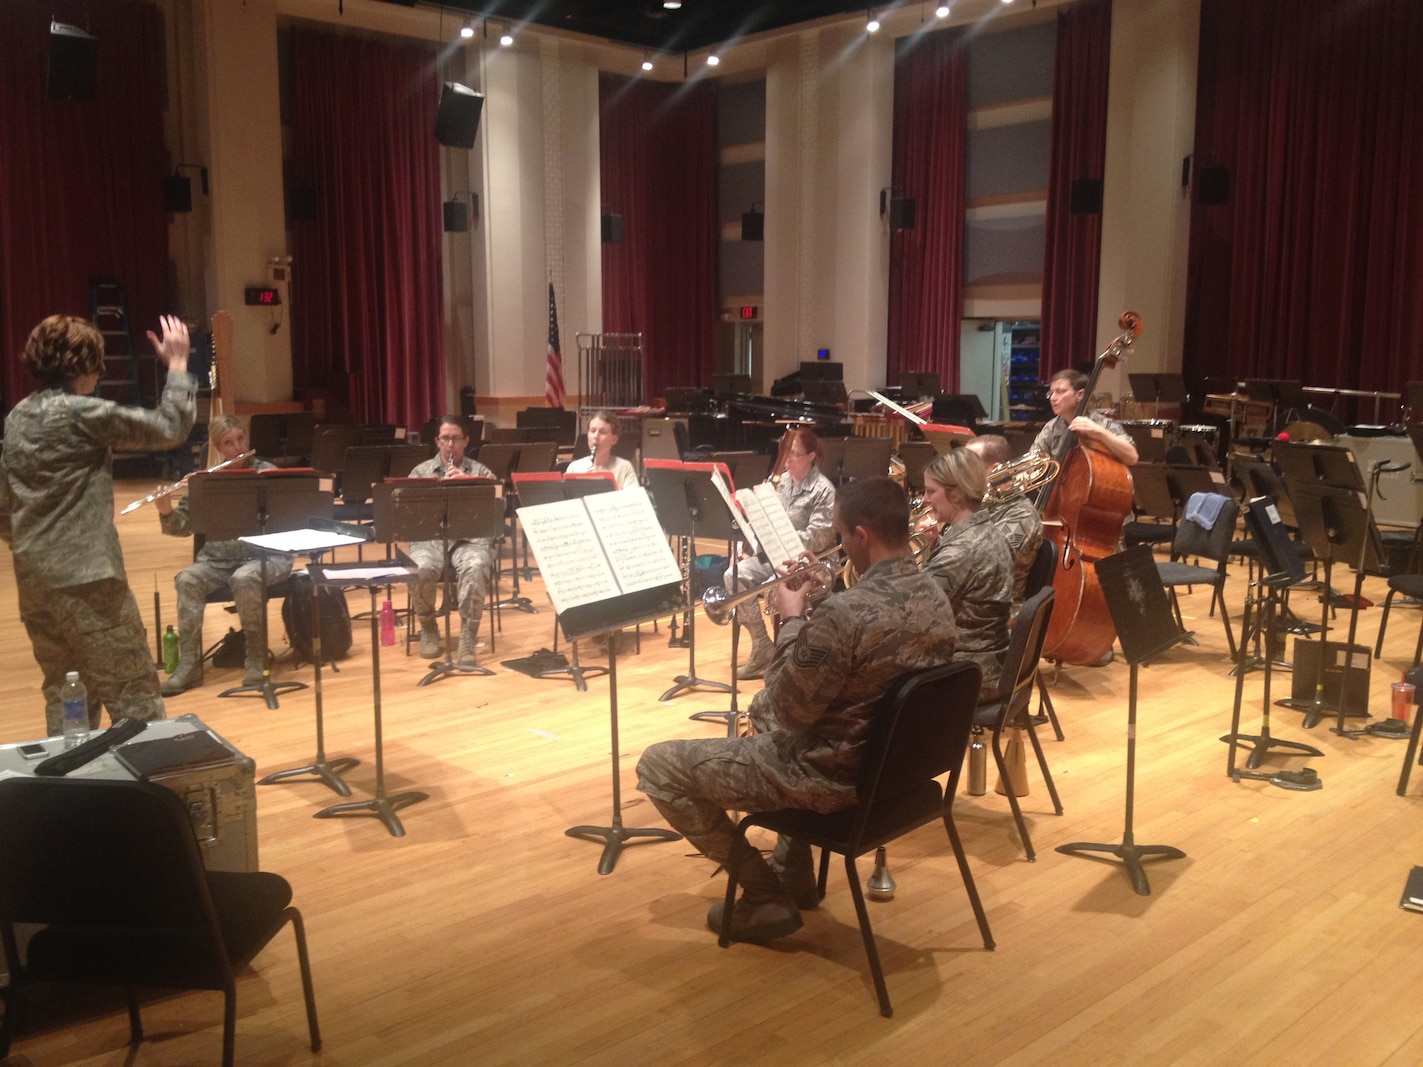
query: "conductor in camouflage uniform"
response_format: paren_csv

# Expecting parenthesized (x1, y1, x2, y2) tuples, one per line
(638, 477, 959, 942)
(156, 412, 294, 694)
(1, 314, 196, 735)
(966, 434, 1044, 616)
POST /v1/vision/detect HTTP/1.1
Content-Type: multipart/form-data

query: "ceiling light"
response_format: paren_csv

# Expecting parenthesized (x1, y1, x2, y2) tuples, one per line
(500, 29, 515, 47)
(663, 1, 682, 8)
(935, 4, 951, 16)
(460, 20, 474, 39)
(641, 55, 654, 72)
(706, 54, 720, 67)
(867, 10, 881, 33)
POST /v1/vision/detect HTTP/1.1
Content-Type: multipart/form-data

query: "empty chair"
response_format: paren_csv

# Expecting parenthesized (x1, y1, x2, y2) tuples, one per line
(971, 586, 1064, 861)
(719, 661, 993, 1018)
(0, 776, 321, 1067)
(1157, 491, 1240, 657)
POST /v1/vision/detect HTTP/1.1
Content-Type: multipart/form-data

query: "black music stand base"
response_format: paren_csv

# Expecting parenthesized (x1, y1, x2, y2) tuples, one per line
(565, 819, 684, 877)
(660, 674, 733, 703)
(1055, 832, 1186, 898)
(315, 789, 429, 839)
(259, 755, 360, 798)
(219, 676, 307, 710)
(538, 640, 608, 693)
(1220, 731, 1322, 770)
(418, 658, 494, 687)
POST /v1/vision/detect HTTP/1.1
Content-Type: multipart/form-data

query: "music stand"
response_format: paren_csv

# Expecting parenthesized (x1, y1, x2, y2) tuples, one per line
(1243, 379, 1306, 435)
(1127, 373, 1188, 412)
(562, 591, 687, 874)
(188, 471, 334, 708)
(1221, 498, 1324, 774)
(247, 412, 320, 465)
(251, 519, 373, 799)
(378, 480, 504, 686)
(1281, 480, 1374, 728)
(642, 463, 737, 706)
(306, 550, 427, 837)
(838, 437, 894, 483)
(1056, 546, 1190, 896)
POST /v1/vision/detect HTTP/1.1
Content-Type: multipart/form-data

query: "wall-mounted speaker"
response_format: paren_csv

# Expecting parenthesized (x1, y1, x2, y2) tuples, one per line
(601, 213, 624, 243)
(435, 82, 484, 149)
(741, 210, 764, 242)
(289, 186, 318, 222)
(164, 176, 193, 214)
(1198, 165, 1230, 206)
(443, 200, 469, 233)
(888, 197, 916, 231)
(1070, 178, 1103, 215)
(47, 21, 98, 102)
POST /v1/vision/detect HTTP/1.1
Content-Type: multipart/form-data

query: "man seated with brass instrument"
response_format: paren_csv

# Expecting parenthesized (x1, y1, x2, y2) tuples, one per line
(1033, 369, 1139, 468)
(157, 413, 294, 694)
(966, 434, 1044, 616)
(638, 477, 958, 942)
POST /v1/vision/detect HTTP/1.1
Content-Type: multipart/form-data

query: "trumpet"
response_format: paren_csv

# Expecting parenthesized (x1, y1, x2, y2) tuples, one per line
(119, 450, 256, 515)
(701, 547, 844, 626)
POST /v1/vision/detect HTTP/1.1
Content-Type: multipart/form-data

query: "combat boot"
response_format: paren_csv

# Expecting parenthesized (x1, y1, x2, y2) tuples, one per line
(242, 651, 266, 688)
(419, 619, 443, 659)
(735, 613, 775, 680)
(160, 633, 205, 697)
(457, 624, 477, 666)
(706, 850, 804, 941)
(770, 835, 821, 910)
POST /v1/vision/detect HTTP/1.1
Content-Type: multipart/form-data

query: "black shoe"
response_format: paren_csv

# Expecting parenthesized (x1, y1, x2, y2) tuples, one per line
(707, 896, 804, 941)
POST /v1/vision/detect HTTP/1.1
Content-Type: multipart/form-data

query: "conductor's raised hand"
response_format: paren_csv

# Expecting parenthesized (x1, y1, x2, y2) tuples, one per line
(146, 315, 191, 375)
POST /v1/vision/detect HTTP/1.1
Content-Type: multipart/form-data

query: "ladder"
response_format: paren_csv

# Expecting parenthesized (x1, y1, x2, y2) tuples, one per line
(88, 280, 143, 404)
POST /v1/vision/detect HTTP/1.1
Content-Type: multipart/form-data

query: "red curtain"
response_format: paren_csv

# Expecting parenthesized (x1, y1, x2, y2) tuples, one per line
(599, 74, 717, 404)
(288, 29, 446, 428)
(888, 29, 968, 387)
(0, 0, 167, 412)
(1041, 0, 1112, 376)
(1186, 0, 1423, 396)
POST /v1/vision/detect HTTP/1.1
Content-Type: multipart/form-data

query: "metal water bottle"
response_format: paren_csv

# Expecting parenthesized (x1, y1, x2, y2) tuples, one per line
(967, 726, 988, 796)
(379, 598, 397, 647)
(163, 625, 180, 674)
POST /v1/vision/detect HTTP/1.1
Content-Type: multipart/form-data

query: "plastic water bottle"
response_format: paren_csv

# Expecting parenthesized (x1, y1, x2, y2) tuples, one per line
(61, 671, 89, 749)
(380, 598, 396, 646)
(163, 625, 180, 673)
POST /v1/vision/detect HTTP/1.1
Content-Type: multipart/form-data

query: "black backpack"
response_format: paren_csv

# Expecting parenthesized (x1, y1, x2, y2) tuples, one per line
(281, 573, 353, 666)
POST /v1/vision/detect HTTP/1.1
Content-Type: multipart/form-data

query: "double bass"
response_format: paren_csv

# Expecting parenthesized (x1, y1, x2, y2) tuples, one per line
(1037, 312, 1142, 664)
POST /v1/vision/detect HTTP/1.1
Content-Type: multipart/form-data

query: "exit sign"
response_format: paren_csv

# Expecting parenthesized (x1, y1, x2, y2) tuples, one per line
(739, 305, 758, 320)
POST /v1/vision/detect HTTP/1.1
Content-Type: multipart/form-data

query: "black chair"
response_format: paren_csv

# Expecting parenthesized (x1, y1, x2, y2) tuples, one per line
(1374, 572, 1423, 663)
(1125, 462, 1177, 548)
(972, 587, 1063, 861)
(0, 777, 321, 1067)
(1156, 491, 1240, 657)
(718, 661, 994, 1018)
(1023, 539, 1065, 741)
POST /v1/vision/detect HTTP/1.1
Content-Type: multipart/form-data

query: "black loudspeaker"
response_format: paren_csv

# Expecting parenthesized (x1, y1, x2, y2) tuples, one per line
(443, 200, 469, 233)
(435, 82, 484, 149)
(164, 176, 193, 214)
(1199, 165, 1230, 206)
(289, 187, 318, 222)
(601, 213, 624, 243)
(1070, 178, 1103, 215)
(741, 210, 764, 242)
(1291, 639, 1371, 716)
(888, 197, 916, 231)
(47, 21, 98, 101)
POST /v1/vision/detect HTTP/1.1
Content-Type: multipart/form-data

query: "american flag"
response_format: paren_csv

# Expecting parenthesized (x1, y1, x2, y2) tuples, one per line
(545, 281, 565, 409)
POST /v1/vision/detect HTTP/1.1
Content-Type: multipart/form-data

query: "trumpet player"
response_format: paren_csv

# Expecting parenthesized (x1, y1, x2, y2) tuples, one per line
(638, 477, 957, 942)
(966, 434, 1044, 615)
(921, 448, 1014, 702)
(722, 428, 835, 680)
(406, 415, 498, 664)
(157, 413, 293, 695)
(2, 314, 195, 736)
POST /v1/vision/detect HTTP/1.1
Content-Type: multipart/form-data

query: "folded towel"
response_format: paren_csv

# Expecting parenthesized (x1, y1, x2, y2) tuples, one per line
(1183, 492, 1226, 531)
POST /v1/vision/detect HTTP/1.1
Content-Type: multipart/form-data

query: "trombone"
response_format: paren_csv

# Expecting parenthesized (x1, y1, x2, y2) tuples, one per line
(119, 450, 256, 515)
(701, 546, 844, 626)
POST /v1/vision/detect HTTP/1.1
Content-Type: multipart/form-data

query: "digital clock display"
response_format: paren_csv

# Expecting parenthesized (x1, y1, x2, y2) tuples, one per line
(244, 286, 281, 306)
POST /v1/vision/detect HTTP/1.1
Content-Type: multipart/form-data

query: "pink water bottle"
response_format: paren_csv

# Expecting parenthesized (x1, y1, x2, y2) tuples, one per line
(379, 598, 396, 646)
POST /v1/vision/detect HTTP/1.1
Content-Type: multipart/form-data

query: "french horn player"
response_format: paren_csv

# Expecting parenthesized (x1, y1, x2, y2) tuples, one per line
(965, 434, 1045, 617)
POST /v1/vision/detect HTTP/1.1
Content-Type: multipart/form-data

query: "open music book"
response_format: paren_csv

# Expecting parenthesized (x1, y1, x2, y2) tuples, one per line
(517, 487, 682, 614)
(642, 458, 802, 567)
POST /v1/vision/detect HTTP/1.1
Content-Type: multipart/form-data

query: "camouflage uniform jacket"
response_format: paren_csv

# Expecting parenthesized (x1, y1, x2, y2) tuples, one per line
(750, 554, 958, 807)
(923, 508, 1013, 697)
(2, 373, 197, 586)
(984, 491, 1044, 608)
(407, 454, 498, 546)
(1031, 410, 1130, 461)
(160, 458, 281, 563)
(777, 465, 836, 555)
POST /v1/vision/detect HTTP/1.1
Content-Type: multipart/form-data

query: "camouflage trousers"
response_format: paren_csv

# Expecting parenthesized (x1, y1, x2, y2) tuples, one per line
(636, 703, 853, 864)
(408, 538, 496, 632)
(722, 556, 777, 627)
(174, 555, 294, 656)
(19, 577, 164, 736)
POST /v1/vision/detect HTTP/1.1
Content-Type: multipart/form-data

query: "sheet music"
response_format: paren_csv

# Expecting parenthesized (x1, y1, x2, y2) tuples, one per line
(751, 482, 805, 566)
(240, 529, 367, 553)
(517, 499, 622, 613)
(710, 467, 758, 554)
(582, 489, 683, 594)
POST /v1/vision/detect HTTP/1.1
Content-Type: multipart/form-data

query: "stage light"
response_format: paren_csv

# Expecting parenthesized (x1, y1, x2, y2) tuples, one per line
(935, 4, 951, 16)
(867, 10, 881, 33)
(706, 53, 720, 67)
(641, 55, 654, 72)
(460, 20, 474, 39)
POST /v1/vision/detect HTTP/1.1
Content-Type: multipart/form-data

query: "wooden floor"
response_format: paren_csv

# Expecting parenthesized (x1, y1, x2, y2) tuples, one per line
(3, 485, 1423, 1067)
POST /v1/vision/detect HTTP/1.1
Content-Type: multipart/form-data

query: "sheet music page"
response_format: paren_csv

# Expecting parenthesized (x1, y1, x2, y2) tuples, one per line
(582, 488, 683, 594)
(240, 529, 367, 553)
(751, 482, 806, 567)
(517, 499, 622, 613)
(710, 468, 758, 554)
(733, 488, 777, 561)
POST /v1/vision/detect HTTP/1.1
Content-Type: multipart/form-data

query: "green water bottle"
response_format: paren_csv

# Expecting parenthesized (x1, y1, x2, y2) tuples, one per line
(163, 625, 180, 674)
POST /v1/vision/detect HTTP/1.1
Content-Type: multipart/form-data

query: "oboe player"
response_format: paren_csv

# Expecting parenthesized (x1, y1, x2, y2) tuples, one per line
(406, 416, 498, 664)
